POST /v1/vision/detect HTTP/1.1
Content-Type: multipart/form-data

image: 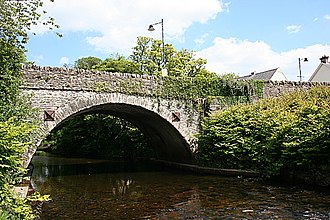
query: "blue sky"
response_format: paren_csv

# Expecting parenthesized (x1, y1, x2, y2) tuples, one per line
(26, 0, 330, 81)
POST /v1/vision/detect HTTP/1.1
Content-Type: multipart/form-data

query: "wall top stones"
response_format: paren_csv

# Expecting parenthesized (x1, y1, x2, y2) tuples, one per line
(264, 80, 330, 86)
(22, 65, 330, 97)
(263, 79, 330, 98)
(22, 65, 160, 94)
(23, 65, 156, 79)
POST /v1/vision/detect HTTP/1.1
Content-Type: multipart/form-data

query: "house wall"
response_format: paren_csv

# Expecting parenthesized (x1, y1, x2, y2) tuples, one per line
(271, 70, 288, 81)
(309, 64, 330, 82)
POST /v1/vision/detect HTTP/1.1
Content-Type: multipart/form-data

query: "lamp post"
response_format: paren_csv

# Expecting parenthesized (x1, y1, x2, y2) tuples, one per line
(148, 19, 167, 76)
(298, 57, 308, 82)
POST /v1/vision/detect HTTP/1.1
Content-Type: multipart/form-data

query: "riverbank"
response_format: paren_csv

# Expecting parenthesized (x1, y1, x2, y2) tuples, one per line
(152, 159, 260, 177)
(153, 159, 330, 188)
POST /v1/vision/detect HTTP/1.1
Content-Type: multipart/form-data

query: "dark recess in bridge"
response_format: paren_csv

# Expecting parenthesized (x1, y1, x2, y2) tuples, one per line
(55, 103, 195, 164)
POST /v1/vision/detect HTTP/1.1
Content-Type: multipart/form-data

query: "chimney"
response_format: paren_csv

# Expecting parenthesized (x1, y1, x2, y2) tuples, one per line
(320, 55, 329, 64)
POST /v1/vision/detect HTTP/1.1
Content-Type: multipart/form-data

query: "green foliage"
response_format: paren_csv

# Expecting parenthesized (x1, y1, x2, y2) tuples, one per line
(74, 56, 102, 70)
(44, 114, 155, 160)
(198, 87, 330, 177)
(75, 37, 215, 77)
(129, 36, 159, 74)
(88, 74, 264, 111)
(0, 186, 32, 220)
(129, 36, 215, 77)
(75, 39, 264, 109)
(0, 0, 59, 218)
(0, 119, 36, 219)
(161, 75, 263, 102)
(0, 118, 35, 184)
(93, 54, 141, 74)
(0, 39, 25, 121)
(0, 0, 60, 48)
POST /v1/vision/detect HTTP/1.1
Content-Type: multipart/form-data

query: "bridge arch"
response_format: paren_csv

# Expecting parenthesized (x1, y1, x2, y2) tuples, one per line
(23, 89, 200, 166)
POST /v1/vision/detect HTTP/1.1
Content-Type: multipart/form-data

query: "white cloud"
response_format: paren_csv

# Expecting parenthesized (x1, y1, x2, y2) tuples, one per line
(29, 55, 44, 65)
(59, 57, 70, 65)
(32, 0, 224, 54)
(194, 33, 210, 48)
(223, 1, 231, 13)
(324, 14, 330, 20)
(286, 25, 301, 34)
(196, 37, 330, 81)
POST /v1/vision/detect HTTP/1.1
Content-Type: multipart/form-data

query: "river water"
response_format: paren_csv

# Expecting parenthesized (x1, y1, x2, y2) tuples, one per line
(31, 153, 330, 219)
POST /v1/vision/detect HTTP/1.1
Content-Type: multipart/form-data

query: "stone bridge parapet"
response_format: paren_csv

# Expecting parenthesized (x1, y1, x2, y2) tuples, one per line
(23, 65, 161, 96)
(263, 80, 330, 98)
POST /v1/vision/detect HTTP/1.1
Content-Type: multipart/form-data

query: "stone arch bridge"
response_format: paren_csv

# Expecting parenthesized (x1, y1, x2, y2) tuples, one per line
(22, 66, 202, 166)
(21, 66, 328, 167)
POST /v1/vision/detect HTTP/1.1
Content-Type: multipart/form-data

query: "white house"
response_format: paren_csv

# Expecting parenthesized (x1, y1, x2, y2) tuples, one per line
(239, 68, 288, 81)
(308, 55, 330, 82)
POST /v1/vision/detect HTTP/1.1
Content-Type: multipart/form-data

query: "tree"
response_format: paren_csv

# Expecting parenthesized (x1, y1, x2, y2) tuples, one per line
(0, 0, 58, 218)
(0, 0, 58, 120)
(0, 0, 59, 48)
(74, 37, 216, 77)
(44, 114, 154, 160)
(75, 54, 141, 74)
(93, 54, 140, 73)
(74, 56, 102, 70)
(130, 36, 216, 77)
(0, 38, 25, 121)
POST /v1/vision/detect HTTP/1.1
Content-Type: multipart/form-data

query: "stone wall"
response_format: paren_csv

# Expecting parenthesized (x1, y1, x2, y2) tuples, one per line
(24, 66, 330, 100)
(23, 66, 160, 95)
(21, 66, 202, 166)
(263, 80, 330, 97)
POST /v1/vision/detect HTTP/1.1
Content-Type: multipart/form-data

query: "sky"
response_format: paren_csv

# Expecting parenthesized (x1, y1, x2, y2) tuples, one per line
(26, 0, 330, 81)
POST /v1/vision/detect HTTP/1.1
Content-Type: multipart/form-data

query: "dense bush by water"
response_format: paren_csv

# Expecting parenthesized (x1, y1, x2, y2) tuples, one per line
(198, 86, 330, 179)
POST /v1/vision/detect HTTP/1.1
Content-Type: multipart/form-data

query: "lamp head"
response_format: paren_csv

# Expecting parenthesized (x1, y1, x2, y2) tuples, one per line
(303, 58, 308, 62)
(148, 25, 155, 31)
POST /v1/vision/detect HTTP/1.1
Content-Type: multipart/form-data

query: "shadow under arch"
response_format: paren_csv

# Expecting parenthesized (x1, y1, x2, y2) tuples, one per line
(53, 103, 195, 164)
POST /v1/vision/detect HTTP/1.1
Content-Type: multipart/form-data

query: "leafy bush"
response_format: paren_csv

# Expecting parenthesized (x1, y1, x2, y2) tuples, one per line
(1, 0, 58, 218)
(198, 86, 330, 177)
(0, 118, 36, 219)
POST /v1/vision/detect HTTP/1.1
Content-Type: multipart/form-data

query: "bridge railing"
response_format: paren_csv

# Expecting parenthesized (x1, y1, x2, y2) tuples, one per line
(22, 66, 330, 113)
(22, 65, 263, 102)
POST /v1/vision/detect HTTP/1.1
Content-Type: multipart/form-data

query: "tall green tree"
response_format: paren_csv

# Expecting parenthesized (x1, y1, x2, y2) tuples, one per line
(130, 36, 216, 77)
(0, 0, 59, 48)
(0, 0, 58, 120)
(74, 37, 215, 77)
(0, 0, 58, 218)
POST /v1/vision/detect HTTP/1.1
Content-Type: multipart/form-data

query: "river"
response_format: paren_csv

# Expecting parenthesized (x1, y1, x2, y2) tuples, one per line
(31, 152, 330, 219)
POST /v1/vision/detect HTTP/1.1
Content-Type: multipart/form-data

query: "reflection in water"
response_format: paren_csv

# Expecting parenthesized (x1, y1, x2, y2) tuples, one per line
(112, 179, 134, 196)
(31, 153, 330, 219)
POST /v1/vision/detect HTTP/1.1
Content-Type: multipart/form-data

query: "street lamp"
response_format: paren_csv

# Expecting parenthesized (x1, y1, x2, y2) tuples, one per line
(148, 19, 167, 76)
(298, 57, 308, 82)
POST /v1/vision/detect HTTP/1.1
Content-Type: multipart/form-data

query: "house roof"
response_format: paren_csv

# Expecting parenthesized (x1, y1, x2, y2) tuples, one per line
(238, 68, 279, 81)
(308, 63, 330, 82)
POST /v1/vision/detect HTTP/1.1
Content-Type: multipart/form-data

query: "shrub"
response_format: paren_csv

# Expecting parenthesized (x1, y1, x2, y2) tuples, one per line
(0, 118, 36, 219)
(198, 86, 330, 177)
